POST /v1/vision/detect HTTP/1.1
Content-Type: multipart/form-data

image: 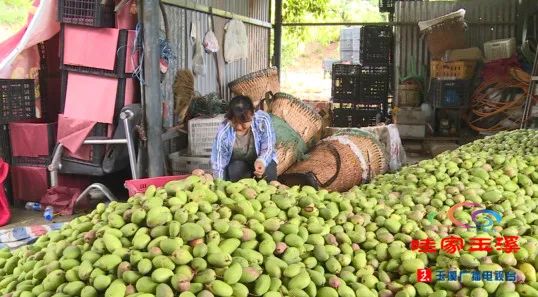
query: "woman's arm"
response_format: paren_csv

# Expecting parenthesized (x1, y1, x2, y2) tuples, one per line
(256, 114, 276, 167)
(211, 123, 228, 179)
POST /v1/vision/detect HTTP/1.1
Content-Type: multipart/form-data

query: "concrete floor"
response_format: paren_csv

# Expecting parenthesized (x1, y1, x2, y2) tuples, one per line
(0, 208, 76, 230)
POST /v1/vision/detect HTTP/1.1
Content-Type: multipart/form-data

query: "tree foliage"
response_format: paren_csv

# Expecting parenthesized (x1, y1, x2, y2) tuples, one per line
(281, 0, 330, 46)
(278, 0, 386, 67)
(282, 0, 330, 23)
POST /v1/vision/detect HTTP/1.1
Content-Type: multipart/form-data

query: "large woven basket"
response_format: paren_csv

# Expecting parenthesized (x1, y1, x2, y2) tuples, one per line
(228, 67, 280, 108)
(270, 93, 323, 145)
(285, 140, 363, 192)
(275, 145, 297, 176)
(419, 10, 467, 59)
(346, 134, 388, 179)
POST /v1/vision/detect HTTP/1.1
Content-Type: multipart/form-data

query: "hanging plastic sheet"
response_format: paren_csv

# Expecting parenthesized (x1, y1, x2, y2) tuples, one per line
(224, 19, 248, 63)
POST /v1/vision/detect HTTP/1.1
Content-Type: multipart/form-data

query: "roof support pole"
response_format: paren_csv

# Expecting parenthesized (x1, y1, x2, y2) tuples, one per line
(274, 0, 283, 75)
(142, 0, 164, 177)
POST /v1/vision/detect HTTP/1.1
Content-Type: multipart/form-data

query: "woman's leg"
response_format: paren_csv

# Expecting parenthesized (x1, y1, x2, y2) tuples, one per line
(226, 160, 253, 182)
(264, 160, 278, 182)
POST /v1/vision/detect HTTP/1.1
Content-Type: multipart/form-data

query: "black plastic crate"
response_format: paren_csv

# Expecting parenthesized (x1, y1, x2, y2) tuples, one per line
(331, 64, 361, 103)
(430, 79, 471, 108)
(359, 65, 390, 104)
(0, 79, 36, 124)
(59, 25, 129, 78)
(0, 125, 11, 164)
(360, 26, 393, 65)
(379, 0, 394, 12)
(332, 64, 362, 77)
(354, 106, 385, 127)
(58, 0, 115, 28)
(60, 71, 127, 126)
(332, 104, 386, 127)
(332, 107, 355, 127)
(11, 156, 50, 167)
(9, 121, 57, 158)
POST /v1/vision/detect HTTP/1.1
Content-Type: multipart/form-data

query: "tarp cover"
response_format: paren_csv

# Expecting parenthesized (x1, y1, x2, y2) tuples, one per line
(0, 223, 64, 250)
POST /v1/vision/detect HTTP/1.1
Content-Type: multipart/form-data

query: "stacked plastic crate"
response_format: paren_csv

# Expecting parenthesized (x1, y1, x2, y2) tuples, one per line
(56, 0, 138, 174)
(358, 26, 392, 123)
(428, 46, 476, 136)
(331, 26, 392, 128)
(169, 115, 223, 175)
(0, 79, 38, 202)
(379, 0, 424, 14)
(340, 27, 361, 64)
(8, 121, 58, 202)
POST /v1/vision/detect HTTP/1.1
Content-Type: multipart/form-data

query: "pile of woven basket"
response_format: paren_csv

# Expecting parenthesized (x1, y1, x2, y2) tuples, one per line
(229, 67, 389, 192)
(284, 131, 388, 192)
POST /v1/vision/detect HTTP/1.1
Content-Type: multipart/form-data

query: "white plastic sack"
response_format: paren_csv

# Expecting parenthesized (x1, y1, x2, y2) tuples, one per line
(203, 31, 219, 53)
(224, 19, 248, 63)
(386, 124, 407, 171)
(360, 125, 406, 172)
(191, 24, 205, 76)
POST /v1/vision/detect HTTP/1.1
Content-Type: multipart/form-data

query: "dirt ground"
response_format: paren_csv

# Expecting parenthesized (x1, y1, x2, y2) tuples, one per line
(281, 42, 340, 101)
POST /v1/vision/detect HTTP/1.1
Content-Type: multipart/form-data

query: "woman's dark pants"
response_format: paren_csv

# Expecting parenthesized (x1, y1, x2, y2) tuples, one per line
(225, 160, 277, 182)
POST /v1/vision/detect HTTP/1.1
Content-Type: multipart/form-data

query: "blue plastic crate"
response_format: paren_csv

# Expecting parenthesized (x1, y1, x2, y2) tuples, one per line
(431, 80, 471, 108)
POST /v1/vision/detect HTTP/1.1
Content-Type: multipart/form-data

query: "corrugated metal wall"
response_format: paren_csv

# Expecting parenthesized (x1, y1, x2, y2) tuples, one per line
(160, 0, 270, 127)
(394, 0, 519, 92)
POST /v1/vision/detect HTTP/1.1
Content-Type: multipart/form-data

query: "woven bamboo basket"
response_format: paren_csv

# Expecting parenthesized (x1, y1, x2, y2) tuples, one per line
(285, 140, 363, 192)
(347, 134, 388, 179)
(228, 67, 280, 108)
(270, 93, 323, 145)
(275, 145, 299, 176)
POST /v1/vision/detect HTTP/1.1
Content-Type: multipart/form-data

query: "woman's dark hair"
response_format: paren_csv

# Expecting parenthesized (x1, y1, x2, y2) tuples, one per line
(225, 96, 255, 125)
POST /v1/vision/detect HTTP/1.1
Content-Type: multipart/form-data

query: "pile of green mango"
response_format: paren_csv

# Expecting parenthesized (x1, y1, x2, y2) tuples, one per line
(0, 130, 537, 297)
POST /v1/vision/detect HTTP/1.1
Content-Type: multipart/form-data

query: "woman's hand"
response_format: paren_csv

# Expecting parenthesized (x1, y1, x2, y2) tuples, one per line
(254, 160, 265, 178)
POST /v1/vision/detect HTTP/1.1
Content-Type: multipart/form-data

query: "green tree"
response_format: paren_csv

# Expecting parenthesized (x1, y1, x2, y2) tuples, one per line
(278, 0, 386, 67)
(282, 0, 330, 23)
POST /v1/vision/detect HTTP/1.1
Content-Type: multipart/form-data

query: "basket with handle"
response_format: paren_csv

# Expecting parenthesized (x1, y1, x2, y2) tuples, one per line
(284, 139, 363, 192)
(270, 114, 308, 176)
(397, 82, 421, 107)
(228, 67, 280, 108)
(275, 145, 297, 176)
(419, 10, 467, 59)
(326, 129, 388, 179)
(346, 134, 388, 179)
(270, 93, 323, 145)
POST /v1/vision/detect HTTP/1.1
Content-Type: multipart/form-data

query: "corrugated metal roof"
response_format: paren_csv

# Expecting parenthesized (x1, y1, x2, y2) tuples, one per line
(160, 0, 270, 127)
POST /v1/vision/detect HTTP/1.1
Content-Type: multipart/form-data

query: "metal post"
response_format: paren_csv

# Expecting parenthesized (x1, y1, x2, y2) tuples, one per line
(274, 0, 283, 74)
(121, 110, 139, 179)
(267, 0, 272, 68)
(48, 143, 65, 187)
(142, 0, 165, 177)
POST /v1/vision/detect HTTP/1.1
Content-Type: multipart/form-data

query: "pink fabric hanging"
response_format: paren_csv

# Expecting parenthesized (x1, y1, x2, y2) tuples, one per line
(0, 159, 11, 226)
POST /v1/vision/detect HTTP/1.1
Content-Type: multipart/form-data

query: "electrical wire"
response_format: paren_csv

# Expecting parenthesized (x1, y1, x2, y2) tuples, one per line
(467, 68, 537, 132)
